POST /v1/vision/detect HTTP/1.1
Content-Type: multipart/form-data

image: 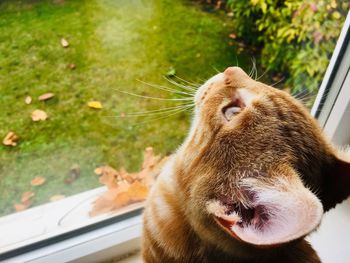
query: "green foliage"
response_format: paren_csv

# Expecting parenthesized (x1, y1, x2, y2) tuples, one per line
(226, 0, 349, 93)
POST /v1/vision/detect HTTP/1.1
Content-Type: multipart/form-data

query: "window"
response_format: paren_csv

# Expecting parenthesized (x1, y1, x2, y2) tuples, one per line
(0, 1, 349, 262)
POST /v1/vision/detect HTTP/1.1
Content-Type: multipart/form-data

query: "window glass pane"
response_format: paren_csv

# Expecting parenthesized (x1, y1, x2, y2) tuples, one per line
(0, 0, 348, 249)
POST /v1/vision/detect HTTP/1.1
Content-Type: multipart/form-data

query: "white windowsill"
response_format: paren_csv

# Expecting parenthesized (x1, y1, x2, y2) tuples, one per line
(0, 187, 144, 262)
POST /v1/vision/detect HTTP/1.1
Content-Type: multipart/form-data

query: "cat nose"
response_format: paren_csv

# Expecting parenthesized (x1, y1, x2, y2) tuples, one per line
(224, 67, 249, 85)
(224, 66, 243, 77)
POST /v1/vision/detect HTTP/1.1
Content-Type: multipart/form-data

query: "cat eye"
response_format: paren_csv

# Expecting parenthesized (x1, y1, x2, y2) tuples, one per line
(223, 106, 241, 121)
(222, 98, 245, 121)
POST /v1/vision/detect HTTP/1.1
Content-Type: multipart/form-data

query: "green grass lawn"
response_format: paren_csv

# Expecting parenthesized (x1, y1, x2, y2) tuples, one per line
(0, 0, 250, 216)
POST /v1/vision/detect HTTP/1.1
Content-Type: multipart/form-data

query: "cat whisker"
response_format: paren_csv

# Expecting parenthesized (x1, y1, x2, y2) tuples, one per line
(163, 76, 197, 92)
(136, 79, 195, 97)
(105, 104, 195, 118)
(124, 105, 194, 117)
(133, 105, 193, 126)
(294, 91, 313, 103)
(173, 75, 200, 87)
(297, 96, 312, 103)
(211, 65, 221, 74)
(235, 55, 239, 67)
(256, 68, 269, 81)
(270, 77, 285, 87)
(248, 65, 254, 79)
(114, 89, 194, 101)
(250, 58, 258, 80)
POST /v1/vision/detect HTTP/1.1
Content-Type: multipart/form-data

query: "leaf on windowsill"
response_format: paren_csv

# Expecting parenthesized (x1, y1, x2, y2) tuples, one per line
(87, 101, 103, 109)
(90, 147, 169, 217)
(31, 176, 46, 186)
(31, 109, 48, 121)
(3, 131, 19, 146)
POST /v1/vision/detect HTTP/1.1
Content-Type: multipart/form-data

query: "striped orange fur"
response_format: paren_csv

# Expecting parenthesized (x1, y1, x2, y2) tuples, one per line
(142, 67, 350, 262)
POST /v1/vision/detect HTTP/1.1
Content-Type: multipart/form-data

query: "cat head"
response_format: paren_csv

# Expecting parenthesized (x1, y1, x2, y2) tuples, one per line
(177, 67, 350, 251)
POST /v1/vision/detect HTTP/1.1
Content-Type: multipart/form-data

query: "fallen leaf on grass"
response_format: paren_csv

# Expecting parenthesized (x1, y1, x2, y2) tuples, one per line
(61, 38, 69, 48)
(64, 164, 80, 184)
(90, 147, 168, 217)
(228, 33, 237, 39)
(31, 176, 46, 186)
(25, 96, 32, 104)
(215, 0, 222, 9)
(38, 93, 55, 101)
(87, 101, 103, 109)
(14, 203, 30, 212)
(3, 131, 19, 146)
(15, 191, 35, 212)
(50, 195, 66, 202)
(21, 191, 35, 203)
(31, 109, 48, 121)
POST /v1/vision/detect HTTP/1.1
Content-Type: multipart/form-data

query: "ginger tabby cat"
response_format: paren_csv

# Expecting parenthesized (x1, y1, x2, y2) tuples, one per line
(142, 67, 350, 263)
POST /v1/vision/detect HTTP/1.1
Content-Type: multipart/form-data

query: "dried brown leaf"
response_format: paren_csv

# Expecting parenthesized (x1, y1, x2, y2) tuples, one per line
(114, 192, 131, 208)
(95, 165, 119, 188)
(228, 33, 237, 39)
(38, 93, 55, 101)
(89, 197, 114, 217)
(64, 164, 80, 184)
(61, 38, 69, 48)
(87, 101, 103, 109)
(3, 131, 19, 146)
(25, 96, 32, 104)
(128, 181, 149, 202)
(50, 195, 66, 202)
(14, 203, 31, 212)
(21, 191, 35, 203)
(31, 176, 46, 186)
(99, 173, 118, 189)
(31, 110, 48, 121)
(90, 147, 168, 217)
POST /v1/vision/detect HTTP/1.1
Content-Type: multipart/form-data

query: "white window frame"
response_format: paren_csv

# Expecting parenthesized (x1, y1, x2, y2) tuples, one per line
(311, 11, 350, 145)
(1, 10, 350, 263)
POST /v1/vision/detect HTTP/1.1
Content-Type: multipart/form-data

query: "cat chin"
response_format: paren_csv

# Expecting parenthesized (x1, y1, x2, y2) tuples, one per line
(206, 177, 323, 246)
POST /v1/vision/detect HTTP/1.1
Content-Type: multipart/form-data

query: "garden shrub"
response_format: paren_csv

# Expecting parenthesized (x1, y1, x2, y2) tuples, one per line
(226, 0, 349, 94)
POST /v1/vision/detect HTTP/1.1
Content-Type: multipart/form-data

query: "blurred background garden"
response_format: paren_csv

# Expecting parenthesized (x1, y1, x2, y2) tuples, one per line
(0, 0, 348, 216)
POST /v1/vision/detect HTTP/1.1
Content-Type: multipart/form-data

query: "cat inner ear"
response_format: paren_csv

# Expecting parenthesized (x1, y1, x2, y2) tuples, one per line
(321, 155, 350, 211)
(215, 166, 323, 246)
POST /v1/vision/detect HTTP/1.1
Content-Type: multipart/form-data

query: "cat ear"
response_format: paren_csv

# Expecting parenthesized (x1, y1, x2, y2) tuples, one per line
(224, 167, 323, 246)
(321, 155, 350, 211)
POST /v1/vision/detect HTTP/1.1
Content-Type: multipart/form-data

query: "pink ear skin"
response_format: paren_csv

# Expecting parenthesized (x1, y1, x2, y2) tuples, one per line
(229, 175, 323, 246)
(208, 168, 324, 247)
(321, 158, 350, 211)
